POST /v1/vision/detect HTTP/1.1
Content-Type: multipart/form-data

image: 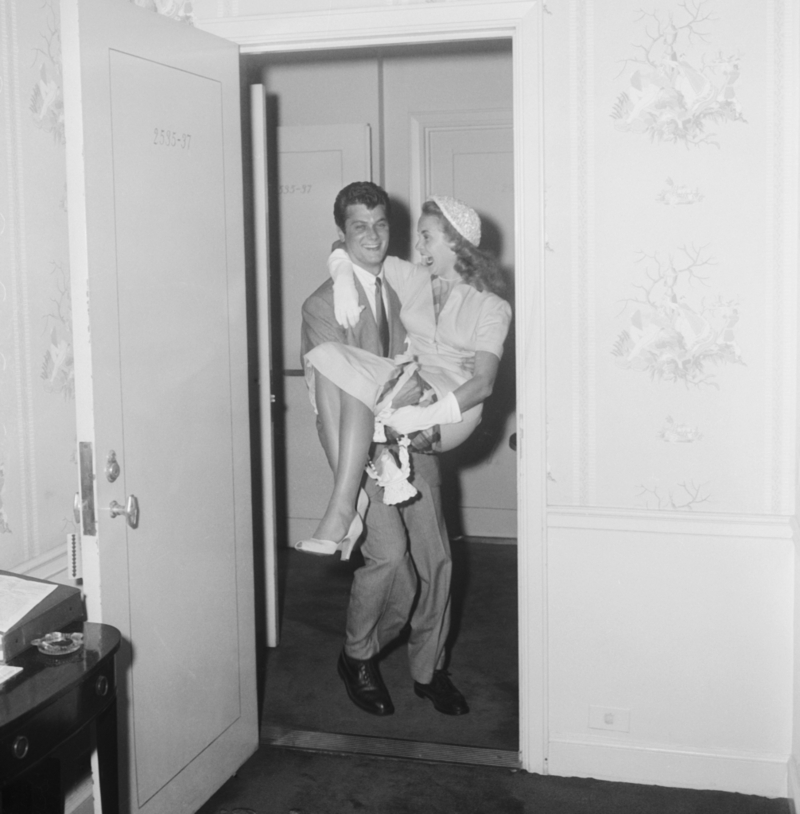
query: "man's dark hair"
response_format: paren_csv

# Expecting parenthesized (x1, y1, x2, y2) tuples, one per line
(333, 181, 391, 231)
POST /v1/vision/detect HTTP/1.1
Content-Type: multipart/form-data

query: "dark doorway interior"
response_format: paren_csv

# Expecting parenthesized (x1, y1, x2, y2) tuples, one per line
(261, 539, 518, 755)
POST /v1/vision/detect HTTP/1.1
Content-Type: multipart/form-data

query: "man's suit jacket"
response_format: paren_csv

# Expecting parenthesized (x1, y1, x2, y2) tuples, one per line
(300, 273, 406, 363)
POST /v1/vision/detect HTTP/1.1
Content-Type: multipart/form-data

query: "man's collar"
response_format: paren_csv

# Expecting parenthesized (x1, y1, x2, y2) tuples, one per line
(350, 260, 383, 288)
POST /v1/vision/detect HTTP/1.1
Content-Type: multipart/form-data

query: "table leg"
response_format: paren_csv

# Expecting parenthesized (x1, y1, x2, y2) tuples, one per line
(95, 697, 120, 814)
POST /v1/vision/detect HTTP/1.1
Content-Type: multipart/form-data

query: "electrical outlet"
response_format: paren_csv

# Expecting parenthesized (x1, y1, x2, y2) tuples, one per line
(588, 705, 630, 732)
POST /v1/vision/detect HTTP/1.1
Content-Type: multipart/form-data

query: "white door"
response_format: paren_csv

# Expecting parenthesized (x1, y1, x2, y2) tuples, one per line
(251, 85, 279, 647)
(271, 124, 372, 544)
(62, 1, 258, 812)
(413, 112, 517, 538)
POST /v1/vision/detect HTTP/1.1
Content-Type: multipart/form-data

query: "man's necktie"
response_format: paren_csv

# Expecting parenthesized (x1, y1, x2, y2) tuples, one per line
(375, 276, 390, 357)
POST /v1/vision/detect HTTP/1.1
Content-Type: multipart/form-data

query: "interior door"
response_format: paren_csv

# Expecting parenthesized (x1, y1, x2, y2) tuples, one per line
(251, 85, 279, 647)
(413, 113, 517, 538)
(62, 1, 258, 812)
(272, 124, 372, 544)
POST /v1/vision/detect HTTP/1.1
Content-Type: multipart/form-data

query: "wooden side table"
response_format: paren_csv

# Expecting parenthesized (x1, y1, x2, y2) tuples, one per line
(0, 622, 121, 814)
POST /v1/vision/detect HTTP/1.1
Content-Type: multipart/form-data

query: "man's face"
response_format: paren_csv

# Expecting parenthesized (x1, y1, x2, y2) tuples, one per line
(337, 203, 390, 275)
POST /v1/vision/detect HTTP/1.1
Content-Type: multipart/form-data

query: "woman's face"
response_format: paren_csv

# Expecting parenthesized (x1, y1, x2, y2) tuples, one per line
(415, 214, 457, 278)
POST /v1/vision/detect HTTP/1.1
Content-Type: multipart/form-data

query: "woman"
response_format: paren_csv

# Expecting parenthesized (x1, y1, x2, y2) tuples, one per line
(297, 196, 511, 557)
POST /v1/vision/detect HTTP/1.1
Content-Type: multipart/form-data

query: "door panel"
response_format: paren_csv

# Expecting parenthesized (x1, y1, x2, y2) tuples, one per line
(272, 124, 370, 543)
(423, 119, 517, 537)
(62, 1, 258, 811)
(109, 52, 242, 802)
(276, 124, 371, 370)
(251, 85, 280, 647)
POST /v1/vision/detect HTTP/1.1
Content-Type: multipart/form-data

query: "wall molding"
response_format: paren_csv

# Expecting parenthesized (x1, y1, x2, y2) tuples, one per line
(461, 506, 516, 539)
(549, 736, 789, 799)
(195, 1, 537, 52)
(788, 755, 799, 813)
(547, 506, 797, 540)
(409, 107, 513, 222)
(16, 543, 69, 582)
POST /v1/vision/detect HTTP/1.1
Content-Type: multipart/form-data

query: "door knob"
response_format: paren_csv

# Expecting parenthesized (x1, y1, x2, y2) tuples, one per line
(109, 495, 139, 529)
(105, 450, 121, 483)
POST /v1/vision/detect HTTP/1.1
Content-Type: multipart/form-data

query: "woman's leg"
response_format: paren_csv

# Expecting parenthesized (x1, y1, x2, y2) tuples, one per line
(313, 370, 374, 542)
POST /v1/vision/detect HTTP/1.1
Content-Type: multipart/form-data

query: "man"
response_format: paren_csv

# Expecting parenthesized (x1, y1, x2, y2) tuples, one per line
(300, 181, 468, 717)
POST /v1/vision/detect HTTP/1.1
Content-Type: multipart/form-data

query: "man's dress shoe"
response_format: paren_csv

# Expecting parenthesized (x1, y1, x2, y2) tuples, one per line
(337, 650, 394, 716)
(413, 670, 469, 715)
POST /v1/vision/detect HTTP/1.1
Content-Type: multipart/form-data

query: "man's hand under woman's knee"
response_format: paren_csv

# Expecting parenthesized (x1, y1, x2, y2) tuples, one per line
(389, 371, 424, 408)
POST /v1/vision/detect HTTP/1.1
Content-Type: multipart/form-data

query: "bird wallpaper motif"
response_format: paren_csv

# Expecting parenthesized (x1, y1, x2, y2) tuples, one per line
(610, 1, 745, 147)
(0, 0, 798, 576)
(0, 0, 195, 572)
(544, 0, 796, 515)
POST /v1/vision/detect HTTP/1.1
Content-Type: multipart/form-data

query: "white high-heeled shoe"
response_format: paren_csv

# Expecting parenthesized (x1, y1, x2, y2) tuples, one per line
(294, 490, 368, 561)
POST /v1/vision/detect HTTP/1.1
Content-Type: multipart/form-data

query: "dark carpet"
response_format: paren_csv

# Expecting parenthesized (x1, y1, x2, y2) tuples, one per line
(260, 540, 519, 750)
(195, 745, 790, 814)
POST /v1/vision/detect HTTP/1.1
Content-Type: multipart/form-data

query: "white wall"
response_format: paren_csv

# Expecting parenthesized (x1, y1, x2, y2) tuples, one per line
(191, 0, 800, 799)
(540, 0, 798, 797)
(548, 517, 793, 794)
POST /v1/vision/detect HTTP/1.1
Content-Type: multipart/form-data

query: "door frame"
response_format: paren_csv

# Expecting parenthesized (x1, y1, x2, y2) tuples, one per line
(196, 0, 547, 774)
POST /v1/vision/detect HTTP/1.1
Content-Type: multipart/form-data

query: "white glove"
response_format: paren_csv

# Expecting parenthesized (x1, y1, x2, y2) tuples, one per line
(385, 391, 462, 436)
(328, 248, 363, 329)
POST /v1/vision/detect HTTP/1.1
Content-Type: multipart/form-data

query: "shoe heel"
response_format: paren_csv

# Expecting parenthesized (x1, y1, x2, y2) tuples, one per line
(339, 514, 364, 561)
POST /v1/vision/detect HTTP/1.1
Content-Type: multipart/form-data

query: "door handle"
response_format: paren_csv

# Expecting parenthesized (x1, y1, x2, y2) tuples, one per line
(109, 495, 139, 529)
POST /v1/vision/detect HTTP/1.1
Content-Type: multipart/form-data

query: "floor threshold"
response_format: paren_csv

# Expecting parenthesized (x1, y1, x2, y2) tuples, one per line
(261, 725, 521, 770)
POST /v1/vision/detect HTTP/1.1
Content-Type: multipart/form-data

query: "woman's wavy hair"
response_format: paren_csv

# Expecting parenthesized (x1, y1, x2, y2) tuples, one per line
(422, 199, 508, 299)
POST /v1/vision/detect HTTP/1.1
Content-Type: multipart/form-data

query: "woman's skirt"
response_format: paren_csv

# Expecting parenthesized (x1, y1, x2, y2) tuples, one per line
(304, 341, 482, 453)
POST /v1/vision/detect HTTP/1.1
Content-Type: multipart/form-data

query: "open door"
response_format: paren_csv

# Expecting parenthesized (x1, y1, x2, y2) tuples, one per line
(251, 85, 279, 647)
(271, 123, 372, 544)
(62, 1, 258, 811)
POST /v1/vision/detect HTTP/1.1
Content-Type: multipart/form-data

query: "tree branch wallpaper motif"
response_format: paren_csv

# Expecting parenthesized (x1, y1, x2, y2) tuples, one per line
(29, 2, 63, 145)
(611, 0, 745, 147)
(612, 244, 744, 388)
(545, 0, 795, 514)
(0, 0, 77, 564)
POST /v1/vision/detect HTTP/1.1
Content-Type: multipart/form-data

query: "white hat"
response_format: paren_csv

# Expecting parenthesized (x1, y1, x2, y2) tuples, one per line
(429, 195, 481, 246)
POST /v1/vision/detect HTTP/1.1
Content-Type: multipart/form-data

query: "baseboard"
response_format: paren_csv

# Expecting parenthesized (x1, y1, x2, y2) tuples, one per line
(453, 535, 516, 546)
(16, 545, 70, 583)
(788, 755, 799, 812)
(290, 506, 796, 545)
(548, 736, 789, 798)
(547, 507, 796, 539)
(459, 507, 516, 538)
(65, 775, 93, 814)
(285, 518, 518, 548)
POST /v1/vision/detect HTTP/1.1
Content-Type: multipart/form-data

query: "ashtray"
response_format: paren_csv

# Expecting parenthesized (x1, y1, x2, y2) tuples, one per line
(31, 632, 84, 656)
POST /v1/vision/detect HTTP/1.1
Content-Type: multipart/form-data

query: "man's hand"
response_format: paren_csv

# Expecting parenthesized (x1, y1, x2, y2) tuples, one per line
(386, 391, 463, 435)
(390, 373, 424, 408)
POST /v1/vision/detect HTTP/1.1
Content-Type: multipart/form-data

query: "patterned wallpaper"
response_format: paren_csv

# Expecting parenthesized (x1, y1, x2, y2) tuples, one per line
(0, 0, 75, 568)
(0, 0, 193, 572)
(0, 0, 795, 576)
(545, 0, 797, 515)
